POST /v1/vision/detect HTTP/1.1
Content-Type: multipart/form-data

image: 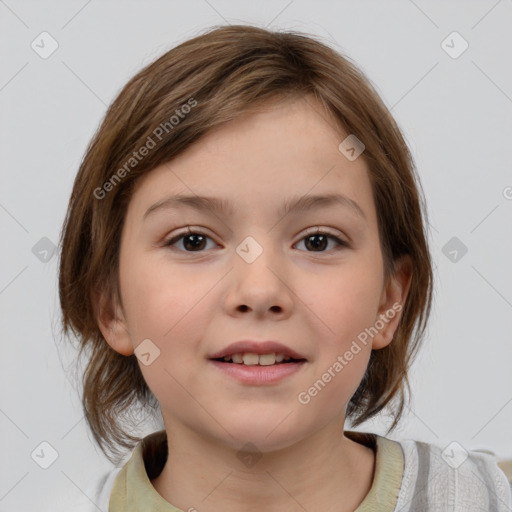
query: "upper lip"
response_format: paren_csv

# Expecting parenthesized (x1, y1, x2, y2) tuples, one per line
(209, 340, 307, 360)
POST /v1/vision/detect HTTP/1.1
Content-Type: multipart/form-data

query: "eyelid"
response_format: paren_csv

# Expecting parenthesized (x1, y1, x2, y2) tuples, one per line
(164, 226, 215, 245)
(300, 225, 345, 239)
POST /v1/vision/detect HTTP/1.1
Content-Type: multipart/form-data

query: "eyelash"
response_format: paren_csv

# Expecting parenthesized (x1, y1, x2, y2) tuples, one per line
(164, 226, 349, 254)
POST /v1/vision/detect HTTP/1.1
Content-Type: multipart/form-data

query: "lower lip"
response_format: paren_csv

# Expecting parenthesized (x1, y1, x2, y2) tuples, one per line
(209, 360, 306, 385)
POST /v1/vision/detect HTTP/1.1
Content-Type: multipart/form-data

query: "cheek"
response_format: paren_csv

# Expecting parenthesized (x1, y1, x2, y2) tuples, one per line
(121, 262, 212, 409)
(120, 253, 214, 340)
(301, 262, 382, 342)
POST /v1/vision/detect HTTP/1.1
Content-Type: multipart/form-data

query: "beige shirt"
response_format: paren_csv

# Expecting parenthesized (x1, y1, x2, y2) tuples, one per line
(109, 430, 404, 511)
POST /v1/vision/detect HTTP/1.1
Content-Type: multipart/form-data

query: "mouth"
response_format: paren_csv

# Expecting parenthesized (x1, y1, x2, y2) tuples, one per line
(208, 340, 308, 363)
(209, 354, 307, 385)
(208, 340, 308, 385)
(211, 353, 306, 366)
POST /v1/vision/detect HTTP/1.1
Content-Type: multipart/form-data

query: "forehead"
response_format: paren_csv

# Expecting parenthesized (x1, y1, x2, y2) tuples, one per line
(126, 95, 376, 226)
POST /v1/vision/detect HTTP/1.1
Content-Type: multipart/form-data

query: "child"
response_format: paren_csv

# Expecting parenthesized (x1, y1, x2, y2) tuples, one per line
(58, 24, 512, 511)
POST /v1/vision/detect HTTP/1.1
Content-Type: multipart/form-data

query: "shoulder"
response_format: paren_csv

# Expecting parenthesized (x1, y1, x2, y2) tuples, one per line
(392, 437, 512, 511)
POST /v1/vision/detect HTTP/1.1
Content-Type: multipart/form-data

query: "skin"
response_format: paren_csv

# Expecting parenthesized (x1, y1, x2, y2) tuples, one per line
(97, 95, 412, 512)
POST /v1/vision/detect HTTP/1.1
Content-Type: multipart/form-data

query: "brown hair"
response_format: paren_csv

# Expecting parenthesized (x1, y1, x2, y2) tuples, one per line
(58, 24, 434, 462)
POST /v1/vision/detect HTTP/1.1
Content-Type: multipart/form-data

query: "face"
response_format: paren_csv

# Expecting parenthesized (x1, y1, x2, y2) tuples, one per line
(99, 95, 410, 452)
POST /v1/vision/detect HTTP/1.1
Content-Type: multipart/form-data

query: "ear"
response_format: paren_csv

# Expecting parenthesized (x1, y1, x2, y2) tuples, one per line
(372, 255, 412, 350)
(92, 284, 134, 356)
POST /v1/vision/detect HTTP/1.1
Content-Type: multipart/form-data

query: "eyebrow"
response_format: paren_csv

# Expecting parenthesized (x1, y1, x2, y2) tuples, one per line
(143, 192, 367, 222)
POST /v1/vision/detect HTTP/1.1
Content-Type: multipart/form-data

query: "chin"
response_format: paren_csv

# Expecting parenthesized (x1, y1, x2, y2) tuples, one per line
(225, 433, 300, 455)
(213, 419, 307, 454)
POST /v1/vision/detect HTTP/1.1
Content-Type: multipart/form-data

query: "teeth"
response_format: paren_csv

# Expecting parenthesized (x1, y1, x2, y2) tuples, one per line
(258, 353, 276, 366)
(243, 353, 260, 365)
(220, 352, 296, 365)
(232, 353, 243, 364)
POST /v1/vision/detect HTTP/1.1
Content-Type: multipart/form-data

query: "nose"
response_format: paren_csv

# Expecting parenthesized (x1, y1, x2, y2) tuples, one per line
(224, 235, 294, 319)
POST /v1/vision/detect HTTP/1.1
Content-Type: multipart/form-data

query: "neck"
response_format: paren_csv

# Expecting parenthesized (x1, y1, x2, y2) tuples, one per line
(151, 418, 375, 512)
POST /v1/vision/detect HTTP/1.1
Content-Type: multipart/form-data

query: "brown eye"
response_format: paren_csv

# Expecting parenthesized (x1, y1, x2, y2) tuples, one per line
(165, 230, 215, 252)
(296, 231, 348, 252)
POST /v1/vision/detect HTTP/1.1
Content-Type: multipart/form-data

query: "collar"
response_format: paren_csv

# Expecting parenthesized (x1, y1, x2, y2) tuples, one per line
(109, 430, 404, 511)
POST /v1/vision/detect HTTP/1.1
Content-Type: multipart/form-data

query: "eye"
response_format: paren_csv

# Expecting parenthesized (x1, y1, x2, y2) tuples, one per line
(295, 229, 348, 253)
(165, 228, 216, 252)
(164, 227, 349, 253)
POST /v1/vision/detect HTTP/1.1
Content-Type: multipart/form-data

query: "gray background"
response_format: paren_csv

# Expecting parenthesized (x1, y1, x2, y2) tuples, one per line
(1, 0, 511, 510)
